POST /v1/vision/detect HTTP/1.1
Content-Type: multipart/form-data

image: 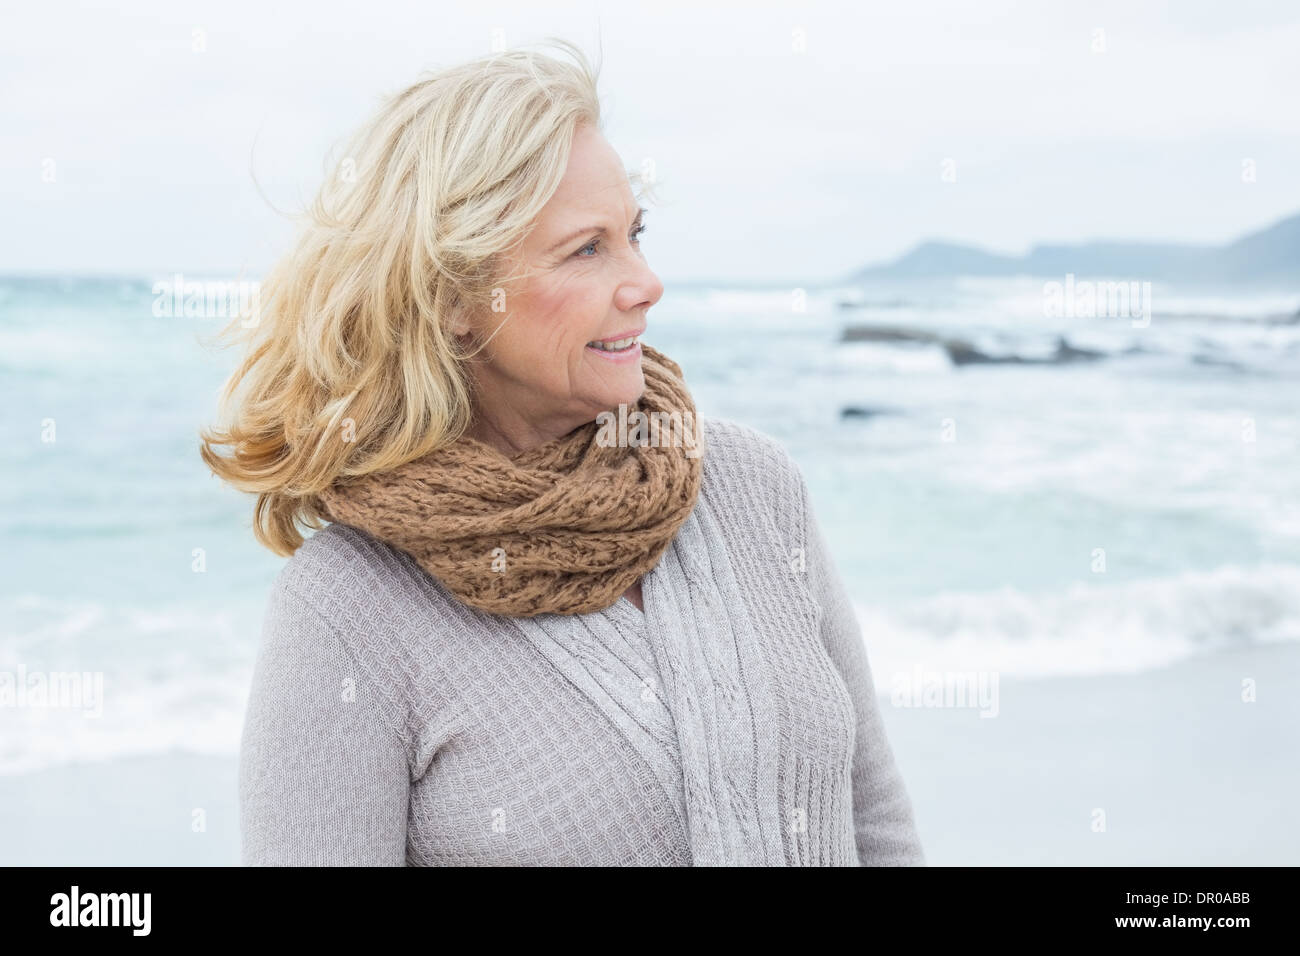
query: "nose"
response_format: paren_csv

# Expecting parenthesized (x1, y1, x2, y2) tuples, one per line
(615, 252, 664, 314)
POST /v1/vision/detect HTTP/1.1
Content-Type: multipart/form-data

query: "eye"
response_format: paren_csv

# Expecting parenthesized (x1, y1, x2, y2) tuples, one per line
(574, 222, 648, 258)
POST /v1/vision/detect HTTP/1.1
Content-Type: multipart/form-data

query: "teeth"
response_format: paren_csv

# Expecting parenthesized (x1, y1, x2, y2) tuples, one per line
(588, 336, 638, 351)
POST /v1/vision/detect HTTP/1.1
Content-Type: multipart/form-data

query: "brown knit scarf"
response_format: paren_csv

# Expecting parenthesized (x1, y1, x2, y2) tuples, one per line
(317, 344, 706, 618)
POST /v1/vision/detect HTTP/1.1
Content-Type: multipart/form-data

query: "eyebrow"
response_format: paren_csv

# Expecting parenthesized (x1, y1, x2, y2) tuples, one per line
(545, 206, 647, 255)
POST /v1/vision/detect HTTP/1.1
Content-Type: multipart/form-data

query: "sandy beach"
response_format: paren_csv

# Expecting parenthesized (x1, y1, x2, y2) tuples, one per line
(3, 642, 1295, 867)
(891, 641, 1300, 866)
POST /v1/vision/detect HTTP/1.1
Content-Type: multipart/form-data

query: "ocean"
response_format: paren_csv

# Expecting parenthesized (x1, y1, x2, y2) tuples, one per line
(3, 274, 1299, 777)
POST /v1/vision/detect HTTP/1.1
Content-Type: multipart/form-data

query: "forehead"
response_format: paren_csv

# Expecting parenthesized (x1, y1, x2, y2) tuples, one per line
(531, 127, 638, 238)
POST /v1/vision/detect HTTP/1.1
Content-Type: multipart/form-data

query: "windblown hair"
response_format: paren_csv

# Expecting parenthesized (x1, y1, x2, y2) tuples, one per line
(200, 38, 631, 556)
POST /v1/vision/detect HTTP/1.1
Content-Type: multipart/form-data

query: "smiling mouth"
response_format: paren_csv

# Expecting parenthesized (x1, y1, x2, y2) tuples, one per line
(586, 334, 640, 352)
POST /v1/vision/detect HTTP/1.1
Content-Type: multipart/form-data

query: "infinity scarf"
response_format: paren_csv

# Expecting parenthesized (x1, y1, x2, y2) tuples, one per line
(317, 344, 706, 617)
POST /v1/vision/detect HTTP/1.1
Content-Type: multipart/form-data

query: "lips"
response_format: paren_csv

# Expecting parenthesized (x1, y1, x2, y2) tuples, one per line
(587, 335, 639, 352)
(587, 330, 647, 356)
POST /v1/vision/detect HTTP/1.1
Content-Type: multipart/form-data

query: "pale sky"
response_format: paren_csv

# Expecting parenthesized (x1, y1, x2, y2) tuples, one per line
(3, 0, 1299, 283)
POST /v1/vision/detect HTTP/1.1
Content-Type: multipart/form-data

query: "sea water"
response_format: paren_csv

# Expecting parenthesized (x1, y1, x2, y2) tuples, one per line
(2, 274, 1298, 774)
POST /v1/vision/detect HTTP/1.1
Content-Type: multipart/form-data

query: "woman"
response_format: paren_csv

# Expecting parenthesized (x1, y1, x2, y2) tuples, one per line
(202, 39, 925, 866)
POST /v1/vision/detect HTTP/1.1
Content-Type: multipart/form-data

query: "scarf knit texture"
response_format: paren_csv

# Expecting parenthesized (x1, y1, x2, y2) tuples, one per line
(317, 344, 703, 618)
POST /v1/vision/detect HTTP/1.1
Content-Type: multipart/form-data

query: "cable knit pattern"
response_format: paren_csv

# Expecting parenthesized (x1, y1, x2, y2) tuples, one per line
(238, 416, 926, 866)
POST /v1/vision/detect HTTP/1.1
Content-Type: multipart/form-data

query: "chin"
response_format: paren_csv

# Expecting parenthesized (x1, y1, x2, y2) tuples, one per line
(618, 369, 647, 407)
(591, 372, 645, 416)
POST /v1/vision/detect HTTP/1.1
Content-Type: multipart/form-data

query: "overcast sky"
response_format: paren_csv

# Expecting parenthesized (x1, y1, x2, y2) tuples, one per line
(4, 0, 1299, 283)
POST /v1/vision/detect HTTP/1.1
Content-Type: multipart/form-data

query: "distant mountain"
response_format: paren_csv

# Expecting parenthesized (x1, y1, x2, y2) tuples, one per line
(852, 212, 1300, 285)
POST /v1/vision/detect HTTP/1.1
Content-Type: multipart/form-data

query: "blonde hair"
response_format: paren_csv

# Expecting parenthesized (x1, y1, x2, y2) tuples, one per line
(201, 38, 643, 556)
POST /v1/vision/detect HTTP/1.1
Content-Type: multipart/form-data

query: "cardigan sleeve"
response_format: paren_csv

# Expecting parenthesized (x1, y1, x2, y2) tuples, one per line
(238, 578, 410, 866)
(795, 469, 927, 866)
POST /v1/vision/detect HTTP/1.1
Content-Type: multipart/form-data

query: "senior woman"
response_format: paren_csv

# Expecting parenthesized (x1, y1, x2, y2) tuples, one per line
(202, 40, 924, 867)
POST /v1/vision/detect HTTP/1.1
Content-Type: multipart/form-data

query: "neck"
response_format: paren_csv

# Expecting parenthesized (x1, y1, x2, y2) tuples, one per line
(466, 412, 586, 458)
(463, 378, 594, 459)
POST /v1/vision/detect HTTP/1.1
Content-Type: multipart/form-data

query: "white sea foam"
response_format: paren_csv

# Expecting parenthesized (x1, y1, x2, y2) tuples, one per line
(0, 594, 258, 776)
(4, 562, 1300, 773)
(859, 563, 1300, 684)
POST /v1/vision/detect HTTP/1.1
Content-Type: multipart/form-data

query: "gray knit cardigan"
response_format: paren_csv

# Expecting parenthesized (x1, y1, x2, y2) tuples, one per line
(238, 416, 926, 866)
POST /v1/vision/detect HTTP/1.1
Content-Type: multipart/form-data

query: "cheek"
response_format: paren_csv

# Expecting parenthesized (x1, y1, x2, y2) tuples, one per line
(522, 280, 607, 355)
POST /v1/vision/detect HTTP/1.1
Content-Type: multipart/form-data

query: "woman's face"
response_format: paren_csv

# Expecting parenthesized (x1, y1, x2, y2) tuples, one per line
(455, 123, 664, 453)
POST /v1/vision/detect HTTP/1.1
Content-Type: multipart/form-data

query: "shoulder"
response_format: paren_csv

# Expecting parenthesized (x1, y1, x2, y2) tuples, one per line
(276, 520, 410, 608)
(698, 414, 811, 536)
(269, 522, 460, 679)
(700, 415, 802, 487)
(264, 520, 426, 658)
(281, 518, 484, 625)
(271, 518, 491, 655)
(699, 414, 808, 493)
(251, 525, 416, 755)
(263, 521, 478, 760)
